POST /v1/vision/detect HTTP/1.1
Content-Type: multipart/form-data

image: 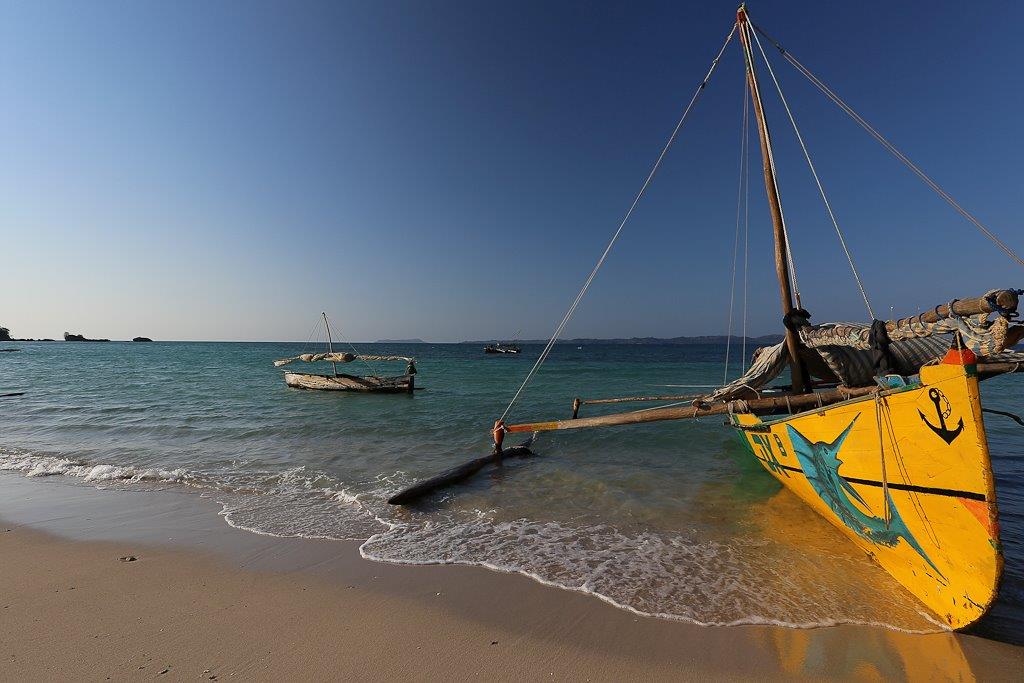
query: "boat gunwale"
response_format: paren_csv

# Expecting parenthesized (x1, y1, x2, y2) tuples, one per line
(738, 379, 924, 427)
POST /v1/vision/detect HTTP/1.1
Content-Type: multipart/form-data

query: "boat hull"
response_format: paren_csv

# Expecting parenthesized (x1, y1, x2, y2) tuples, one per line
(730, 362, 1001, 629)
(283, 372, 414, 393)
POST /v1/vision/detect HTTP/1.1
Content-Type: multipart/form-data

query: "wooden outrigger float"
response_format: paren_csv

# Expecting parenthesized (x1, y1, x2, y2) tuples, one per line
(390, 5, 1024, 629)
(275, 313, 417, 394)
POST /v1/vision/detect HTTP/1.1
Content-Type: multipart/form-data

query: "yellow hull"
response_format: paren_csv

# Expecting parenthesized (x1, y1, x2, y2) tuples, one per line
(730, 363, 1002, 629)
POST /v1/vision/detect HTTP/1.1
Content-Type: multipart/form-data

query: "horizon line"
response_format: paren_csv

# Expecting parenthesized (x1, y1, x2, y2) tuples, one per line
(4, 333, 786, 345)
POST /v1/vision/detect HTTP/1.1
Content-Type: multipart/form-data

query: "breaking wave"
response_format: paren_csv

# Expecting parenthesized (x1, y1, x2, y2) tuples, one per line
(1, 446, 940, 632)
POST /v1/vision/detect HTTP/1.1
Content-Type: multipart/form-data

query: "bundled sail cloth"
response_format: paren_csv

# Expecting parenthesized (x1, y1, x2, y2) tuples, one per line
(705, 289, 1024, 397)
(707, 341, 789, 402)
(794, 289, 1024, 356)
(273, 353, 414, 367)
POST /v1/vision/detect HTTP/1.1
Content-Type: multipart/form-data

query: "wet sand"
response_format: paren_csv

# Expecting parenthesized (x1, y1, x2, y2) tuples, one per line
(1, 475, 1022, 681)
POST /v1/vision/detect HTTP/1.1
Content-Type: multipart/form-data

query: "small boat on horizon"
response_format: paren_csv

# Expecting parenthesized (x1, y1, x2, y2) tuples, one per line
(484, 342, 521, 355)
(485, 330, 522, 354)
(274, 313, 417, 393)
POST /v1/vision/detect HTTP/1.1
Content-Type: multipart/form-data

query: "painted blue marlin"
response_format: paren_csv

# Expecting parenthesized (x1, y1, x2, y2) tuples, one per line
(785, 418, 942, 577)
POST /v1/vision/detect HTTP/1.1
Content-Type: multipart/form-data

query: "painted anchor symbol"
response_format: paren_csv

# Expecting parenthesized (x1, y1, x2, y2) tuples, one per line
(918, 388, 964, 444)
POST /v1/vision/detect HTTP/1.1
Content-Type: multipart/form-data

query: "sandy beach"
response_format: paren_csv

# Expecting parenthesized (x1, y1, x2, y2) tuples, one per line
(1, 475, 1021, 681)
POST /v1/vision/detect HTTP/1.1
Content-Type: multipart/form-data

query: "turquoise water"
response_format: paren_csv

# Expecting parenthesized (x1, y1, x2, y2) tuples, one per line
(1, 341, 1021, 638)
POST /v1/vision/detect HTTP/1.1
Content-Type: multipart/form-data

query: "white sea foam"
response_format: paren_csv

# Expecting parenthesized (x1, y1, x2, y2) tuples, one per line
(0, 447, 943, 633)
(359, 514, 944, 633)
(0, 448, 189, 484)
(216, 487, 380, 542)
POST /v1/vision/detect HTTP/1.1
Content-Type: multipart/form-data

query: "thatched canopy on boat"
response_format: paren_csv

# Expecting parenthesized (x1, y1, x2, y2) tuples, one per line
(273, 353, 415, 368)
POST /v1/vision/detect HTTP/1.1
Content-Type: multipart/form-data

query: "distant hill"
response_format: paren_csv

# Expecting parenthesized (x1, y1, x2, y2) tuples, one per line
(460, 335, 783, 345)
(375, 338, 427, 344)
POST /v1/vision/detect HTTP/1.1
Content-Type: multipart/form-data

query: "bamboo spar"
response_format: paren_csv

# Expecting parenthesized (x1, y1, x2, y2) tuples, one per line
(505, 361, 1024, 435)
(505, 385, 880, 434)
(888, 290, 1019, 331)
(737, 7, 809, 394)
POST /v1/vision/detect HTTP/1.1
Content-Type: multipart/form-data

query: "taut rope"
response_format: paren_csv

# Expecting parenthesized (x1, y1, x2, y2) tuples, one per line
(749, 24, 876, 321)
(499, 25, 739, 422)
(725, 75, 752, 385)
(741, 89, 751, 373)
(752, 21, 1024, 269)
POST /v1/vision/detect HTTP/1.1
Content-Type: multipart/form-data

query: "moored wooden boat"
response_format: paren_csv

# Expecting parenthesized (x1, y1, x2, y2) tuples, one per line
(275, 313, 418, 394)
(484, 343, 521, 354)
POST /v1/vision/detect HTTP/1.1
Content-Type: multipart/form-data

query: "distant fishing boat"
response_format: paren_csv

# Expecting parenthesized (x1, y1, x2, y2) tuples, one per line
(484, 342, 521, 355)
(274, 313, 417, 393)
(392, 5, 1024, 630)
(485, 329, 522, 354)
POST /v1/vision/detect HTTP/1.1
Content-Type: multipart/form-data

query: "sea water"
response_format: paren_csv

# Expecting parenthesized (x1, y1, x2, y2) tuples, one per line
(1, 341, 1021, 638)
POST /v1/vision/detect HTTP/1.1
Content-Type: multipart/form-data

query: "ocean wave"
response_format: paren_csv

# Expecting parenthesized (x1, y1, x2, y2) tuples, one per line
(0, 448, 190, 483)
(0, 446, 384, 541)
(0, 446, 942, 633)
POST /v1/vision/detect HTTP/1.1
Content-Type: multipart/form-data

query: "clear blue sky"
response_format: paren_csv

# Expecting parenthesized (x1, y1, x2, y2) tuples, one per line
(1, 1, 1021, 341)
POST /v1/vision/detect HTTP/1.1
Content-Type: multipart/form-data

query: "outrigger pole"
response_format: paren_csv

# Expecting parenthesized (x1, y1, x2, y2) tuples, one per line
(737, 5, 809, 394)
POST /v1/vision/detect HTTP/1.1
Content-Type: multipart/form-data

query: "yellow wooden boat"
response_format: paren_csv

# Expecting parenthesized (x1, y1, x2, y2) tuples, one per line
(731, 360, 1000, 629)
(388, 5, 1024, 630)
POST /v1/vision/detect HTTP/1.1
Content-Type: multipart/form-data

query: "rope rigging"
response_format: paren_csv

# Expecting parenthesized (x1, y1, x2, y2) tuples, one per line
(498, 25, 739, 422)
(741, 94, 750, 374)
(318, 313, 379, 377)
(751, 21, 1024, 270)
(749, 25, 876, 321)
(335, 322, 380, 377)
(300, 317, 322, 357)
(737, 17, 801, 308)
(724, 76, 751, 384)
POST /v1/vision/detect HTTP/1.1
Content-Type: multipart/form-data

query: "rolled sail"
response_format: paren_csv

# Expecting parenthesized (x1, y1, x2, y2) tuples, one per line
(793, 289, 1023, 356)
(273, 353, 415, 367)
(696, 288, 1024, 398)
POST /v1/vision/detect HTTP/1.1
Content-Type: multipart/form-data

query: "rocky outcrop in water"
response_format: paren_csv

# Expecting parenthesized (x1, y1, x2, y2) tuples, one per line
(132, 337, 153, 342)
(64, 332, 110, 342)
(0, 327, 52, 341)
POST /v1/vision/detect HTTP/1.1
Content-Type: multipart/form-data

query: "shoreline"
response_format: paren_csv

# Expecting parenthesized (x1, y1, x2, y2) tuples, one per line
(2, 475, 1023, 679)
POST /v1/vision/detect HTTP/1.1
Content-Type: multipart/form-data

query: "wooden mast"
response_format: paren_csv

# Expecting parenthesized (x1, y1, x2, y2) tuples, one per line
(322, 312, 338, 377)
(737, 5, 809, 393)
